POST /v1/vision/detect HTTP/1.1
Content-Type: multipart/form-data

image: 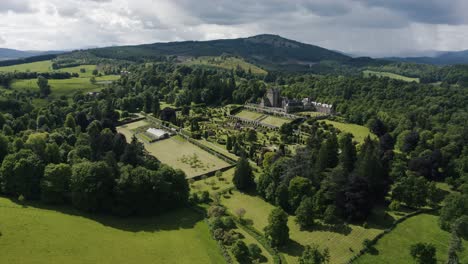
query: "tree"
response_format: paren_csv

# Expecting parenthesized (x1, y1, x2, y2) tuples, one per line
(233, 156, 255, 191)
(323, 205, 339, 225)
(0, 133, 8, 164)
(288, 177, 313, 211)
(37, 76, 51, 97)
(295, 197, 315, 229)
(339, 133, 356, 173)
(232, 240, 250, 262)
(120, 135, 144, 166)
(92, 69, 99, 76)
(342, 176, 373, 221)
(299, 244, 330, 264)
(354, 136, 387, 201)
(235, 208, 246, 220)
(391, 174, 430, 208)
(41, 163, 71, 204)
(226, 136, 232, 151)
(0, 149, 44, 199)
(440, 193, 468, 230)
(316, 134, 339, 172)
(70, 161, 114, 212)
(264, 207, 289, 247)
(65, 113, 76, 129)
(410, 243, 436, 264)
(248, 243, 262, 261)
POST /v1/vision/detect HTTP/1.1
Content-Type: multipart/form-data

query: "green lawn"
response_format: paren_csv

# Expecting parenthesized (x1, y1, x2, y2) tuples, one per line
(235, 110, 264, 121)
(10, 75, 120, 98)
(183, 56, 267, 75)
(355, 213, 468, 264)
(261, 115, 290, 127)
(0, 60, 53, 72)
(363, 70, 420, 83)
(0, 197, 225, 264)
(221, 191, 399, 264)
(324, 120, 377, 143)
(57, 64, 97, 77)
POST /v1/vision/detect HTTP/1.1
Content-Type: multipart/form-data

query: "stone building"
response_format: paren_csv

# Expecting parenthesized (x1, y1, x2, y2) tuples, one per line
(261, 88, 282, 108)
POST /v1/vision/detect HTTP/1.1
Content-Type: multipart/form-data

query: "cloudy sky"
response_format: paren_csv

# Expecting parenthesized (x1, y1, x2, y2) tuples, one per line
(1, 0, 468, 57)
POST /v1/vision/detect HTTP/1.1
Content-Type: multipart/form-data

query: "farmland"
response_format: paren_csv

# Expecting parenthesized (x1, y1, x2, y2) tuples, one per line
(363, 70, 420, 83)
(10, 75, 119, 98)
(0, 197, 225, 264)
(117, 121, 231, 178)
(0, 60, 54, 72)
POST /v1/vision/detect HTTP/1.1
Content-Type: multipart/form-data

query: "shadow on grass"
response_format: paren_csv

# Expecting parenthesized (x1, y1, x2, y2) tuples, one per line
(281, 239, 305, 257)
(7, 197, 203, 232)
(300, 222, 352, 235)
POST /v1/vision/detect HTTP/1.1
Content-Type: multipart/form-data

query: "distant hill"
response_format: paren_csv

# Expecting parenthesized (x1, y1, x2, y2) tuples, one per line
(387, 50, 468, 65)
(0, 48, 63, 61)
(84, 34, 361, 71)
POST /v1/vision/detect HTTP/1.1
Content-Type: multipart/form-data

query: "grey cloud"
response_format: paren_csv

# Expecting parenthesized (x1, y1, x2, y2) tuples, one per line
(0, 36, 5, 45)
(354, 0, 465, 25)
(0, 0, 33, 13)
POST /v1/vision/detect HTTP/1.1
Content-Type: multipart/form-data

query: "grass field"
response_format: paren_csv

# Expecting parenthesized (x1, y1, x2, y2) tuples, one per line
(0, 60, 53, 72)
(324, 120, 377, 143)
(261, 115, 290, 127)
(0, 197, 225, 264)
(355, 213, 468, 264)
(183, 56, 267, 75)
(221, 191, 401, 264)
(117, 121, 231, 178)
(10, 75, 120, 98)
(0, 61, 98, 77)
(235, 110, 264, 120)
(363, 70, 420, 83)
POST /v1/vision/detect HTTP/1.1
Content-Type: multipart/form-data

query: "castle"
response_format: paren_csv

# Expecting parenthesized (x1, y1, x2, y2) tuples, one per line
(260, 88, 334, 114)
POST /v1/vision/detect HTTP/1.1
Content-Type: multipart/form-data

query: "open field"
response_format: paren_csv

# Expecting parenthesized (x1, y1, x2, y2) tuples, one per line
(10, 75, 120, 98)
(183, 56, 267, 75)
(0, 197, 225, 264)
(261, 115, 290, 127)
(324, 120, 377, 143)
(235, 110, 264, 120)
(221, 191, 402, 264)
(0, 61, 98, 77)
(0, 60, 53, 72)
(355, 213, 468, 264)
(363, 70, 420, 83)
(117, 121, 231, 178)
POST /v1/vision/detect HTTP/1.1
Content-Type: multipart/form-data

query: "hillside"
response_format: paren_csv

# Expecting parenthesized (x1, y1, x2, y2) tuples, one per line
(387, 49, 468, 65)
(78, 34, 358, 71)
(0, 48, 63, 61)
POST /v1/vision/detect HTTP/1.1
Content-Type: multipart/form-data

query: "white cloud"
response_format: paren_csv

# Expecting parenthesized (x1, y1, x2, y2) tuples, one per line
(0, 0, 467, 56)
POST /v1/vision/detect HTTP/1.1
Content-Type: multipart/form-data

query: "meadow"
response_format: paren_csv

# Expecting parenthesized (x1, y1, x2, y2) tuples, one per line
(221, 191, 402, 264)
(11, 75, 119, 98)
(355, 213, 468, 264)
(363, 70, 420, 83)
(117, 121, 231, 178)
(324, 119, 377, 143)
(183, 56, 267, 75)
(0, 197, 225, 264)
(0, 60, 54, 72)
